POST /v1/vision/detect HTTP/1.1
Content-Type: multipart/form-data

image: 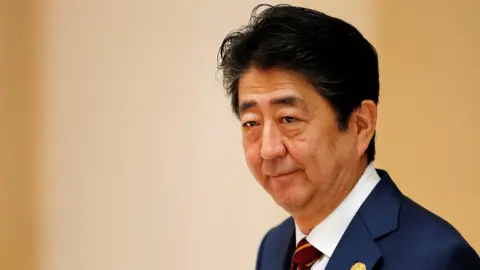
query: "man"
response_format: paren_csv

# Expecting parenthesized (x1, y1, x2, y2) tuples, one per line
(217, 4, 480, 270)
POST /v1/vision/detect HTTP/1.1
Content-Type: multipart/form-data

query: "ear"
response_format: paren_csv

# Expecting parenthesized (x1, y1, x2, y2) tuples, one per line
(353, 100, 377, 158)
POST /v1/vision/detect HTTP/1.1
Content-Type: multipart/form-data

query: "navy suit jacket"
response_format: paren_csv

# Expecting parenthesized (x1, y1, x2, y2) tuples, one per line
(256, 170, 480, 270)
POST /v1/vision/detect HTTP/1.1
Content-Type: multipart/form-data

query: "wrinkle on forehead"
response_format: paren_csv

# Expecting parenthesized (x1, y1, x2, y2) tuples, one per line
(239, 89, 310, 118)
(241, 89, 300, 103)
(239, 68, 310, 94)
(238, 68, 324, 116)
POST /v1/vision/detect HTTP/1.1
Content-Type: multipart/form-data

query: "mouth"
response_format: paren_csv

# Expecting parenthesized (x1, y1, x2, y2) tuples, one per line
(268, 170, 298, 182)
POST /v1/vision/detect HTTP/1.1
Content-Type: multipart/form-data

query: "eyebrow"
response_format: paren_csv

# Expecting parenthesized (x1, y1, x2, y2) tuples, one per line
(238, 95, 306, 114)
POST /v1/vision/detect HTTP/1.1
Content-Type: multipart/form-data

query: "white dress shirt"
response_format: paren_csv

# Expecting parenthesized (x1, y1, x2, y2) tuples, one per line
(294, 163, 381, 270)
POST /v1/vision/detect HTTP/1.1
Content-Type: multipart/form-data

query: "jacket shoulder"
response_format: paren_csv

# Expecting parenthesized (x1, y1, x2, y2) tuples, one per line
(377, 195, 480, 267)
(418, 239, 480, 269)
(399, 196, 472, 245)
(256, 217, 295, 270)
(263, 217, 294, 242)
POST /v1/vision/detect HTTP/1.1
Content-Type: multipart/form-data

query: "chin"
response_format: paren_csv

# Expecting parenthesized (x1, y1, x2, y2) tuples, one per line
(270, 186, 311, 213)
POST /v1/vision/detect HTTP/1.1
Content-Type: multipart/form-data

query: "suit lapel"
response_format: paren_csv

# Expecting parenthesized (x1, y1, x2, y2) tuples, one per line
(325, 170, 401, 270)
(325, 215, 381, 270)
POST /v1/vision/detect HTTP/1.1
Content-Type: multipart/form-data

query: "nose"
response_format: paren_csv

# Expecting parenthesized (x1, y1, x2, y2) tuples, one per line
(260, 121, 287, 160)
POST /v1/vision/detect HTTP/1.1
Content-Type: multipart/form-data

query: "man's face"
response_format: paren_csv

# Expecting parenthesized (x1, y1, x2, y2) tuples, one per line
(238, 68, 363, 213)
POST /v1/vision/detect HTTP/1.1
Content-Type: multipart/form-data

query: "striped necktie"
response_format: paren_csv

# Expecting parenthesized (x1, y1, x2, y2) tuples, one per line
(290, 238, 322, 270)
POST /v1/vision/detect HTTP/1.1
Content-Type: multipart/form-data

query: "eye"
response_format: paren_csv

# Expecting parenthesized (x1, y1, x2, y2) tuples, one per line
(242, 121, 258, 128)
(281, 116, 297, 124)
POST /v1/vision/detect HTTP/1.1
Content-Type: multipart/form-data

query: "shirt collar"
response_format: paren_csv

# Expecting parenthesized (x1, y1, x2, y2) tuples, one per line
(294, 163, 381, 257)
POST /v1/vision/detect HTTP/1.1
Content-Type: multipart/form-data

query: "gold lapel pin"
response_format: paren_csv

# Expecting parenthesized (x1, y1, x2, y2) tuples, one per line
(350, 262, 367, 270)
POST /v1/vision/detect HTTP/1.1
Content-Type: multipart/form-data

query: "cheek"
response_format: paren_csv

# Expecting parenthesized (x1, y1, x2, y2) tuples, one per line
(283, 136, 310, 162)
(283, 136, 321, 178)
(285, 129, 327, 160)
(285, 129, 338, 175)
(243, 141, 263, 177)
(335, 132, 359, 159)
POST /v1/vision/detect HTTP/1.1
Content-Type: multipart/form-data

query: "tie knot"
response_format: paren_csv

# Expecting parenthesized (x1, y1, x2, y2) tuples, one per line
(291, 238, 322, 270)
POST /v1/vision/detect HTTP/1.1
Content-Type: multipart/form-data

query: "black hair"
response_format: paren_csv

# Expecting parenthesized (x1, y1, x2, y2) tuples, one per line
(217, 4, 379, 162)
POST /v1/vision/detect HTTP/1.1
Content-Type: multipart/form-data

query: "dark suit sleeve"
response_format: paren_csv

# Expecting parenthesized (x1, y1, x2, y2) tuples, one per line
(420, 240, 480, 270)
(256, 232, 269, 270)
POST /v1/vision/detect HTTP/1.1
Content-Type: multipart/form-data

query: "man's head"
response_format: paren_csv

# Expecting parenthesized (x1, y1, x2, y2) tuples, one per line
(218, 4, 379, 216)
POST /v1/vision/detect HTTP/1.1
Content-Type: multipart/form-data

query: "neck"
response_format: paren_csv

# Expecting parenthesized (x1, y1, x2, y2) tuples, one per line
(294, 158, 369, 235)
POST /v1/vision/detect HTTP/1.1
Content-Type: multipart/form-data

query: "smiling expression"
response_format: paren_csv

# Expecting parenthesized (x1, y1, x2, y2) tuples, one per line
(238, 67, 367, 213)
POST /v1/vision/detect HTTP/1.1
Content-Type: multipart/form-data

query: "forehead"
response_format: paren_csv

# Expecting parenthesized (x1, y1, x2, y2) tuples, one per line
(238, 68, 312, 98)
(238, 68, 318, 111)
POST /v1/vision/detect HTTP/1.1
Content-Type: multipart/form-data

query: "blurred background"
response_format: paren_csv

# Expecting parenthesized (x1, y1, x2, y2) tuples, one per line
(1, 0, 479, 269)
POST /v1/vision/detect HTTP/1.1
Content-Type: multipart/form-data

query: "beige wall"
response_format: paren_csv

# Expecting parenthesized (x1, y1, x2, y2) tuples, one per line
(38, 1, 289, 269)
(1, 1, 478, 270)
(375, 0, 480, 249)
(38, 1, 376, 270)
(0, 0, 37, 269)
